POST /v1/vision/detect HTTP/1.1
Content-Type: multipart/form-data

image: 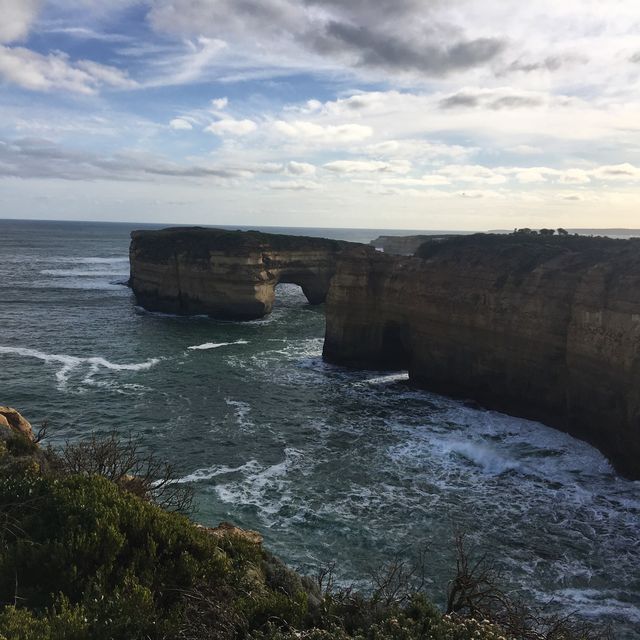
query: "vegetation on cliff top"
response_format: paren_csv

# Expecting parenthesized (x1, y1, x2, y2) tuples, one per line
(130, 227, 353, 262)
(0, 413, 609, 640)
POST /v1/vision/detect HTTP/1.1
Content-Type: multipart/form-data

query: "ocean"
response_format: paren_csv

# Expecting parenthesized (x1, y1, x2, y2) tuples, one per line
(1, 219, 639, 636)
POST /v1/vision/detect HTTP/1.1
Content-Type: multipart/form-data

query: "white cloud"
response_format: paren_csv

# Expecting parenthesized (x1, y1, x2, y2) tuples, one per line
(0, 0, 41, 43)
(75, 60, 137, 88)
(513, 168, 555, 183)
(205, 118, 257, 136)
(437, 165, 508, 185)
(274, 120, 373, 143)
(324, 159, 410, 174)
(558, 168, 591, 184)
(591, 163, 640, 181)
(365, 139, 475, 161)
(382, 175, 451, 187)
(0, 45, 137, 94)
(169, 118, 193, 131)
(286, 161, 316, 176)
(267, 180, 320, 191)
(211, 97, 228, 110)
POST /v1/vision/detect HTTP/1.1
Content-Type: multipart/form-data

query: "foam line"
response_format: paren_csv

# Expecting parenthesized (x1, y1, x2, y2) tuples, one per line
(188, 340, 249, 350)
(0, 345, 160, 389)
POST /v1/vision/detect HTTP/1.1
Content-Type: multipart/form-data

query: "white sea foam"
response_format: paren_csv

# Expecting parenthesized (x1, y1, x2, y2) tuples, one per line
(358, 372, 410, 386)
(435, 438, 522, 475)
(188, 340, 248, 350)
(225, 398, 253, 430)
(214, 448, 305, 521)
(0, 345, 160, 390)
(175, 460, 261, 484)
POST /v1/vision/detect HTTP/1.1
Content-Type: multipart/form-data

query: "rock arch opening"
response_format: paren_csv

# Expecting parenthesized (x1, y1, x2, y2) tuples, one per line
(274, 282, 313, 309)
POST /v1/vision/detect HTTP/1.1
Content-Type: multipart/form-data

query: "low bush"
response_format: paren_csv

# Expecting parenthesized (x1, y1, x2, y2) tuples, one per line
(0, 433, 611, 640)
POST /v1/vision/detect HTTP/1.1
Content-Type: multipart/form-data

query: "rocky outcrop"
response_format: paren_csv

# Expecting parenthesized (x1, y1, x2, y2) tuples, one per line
(370, 234, 458, 255)
(324, 234, 640, 479)
(129, 227, 354, 320)
(0, 405, 49, 474)
(0, 406, 33, 440)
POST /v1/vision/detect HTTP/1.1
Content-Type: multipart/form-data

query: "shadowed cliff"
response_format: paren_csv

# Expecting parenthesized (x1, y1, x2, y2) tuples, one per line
(323, 234, 640, 479)
(129, 227, 354, 320)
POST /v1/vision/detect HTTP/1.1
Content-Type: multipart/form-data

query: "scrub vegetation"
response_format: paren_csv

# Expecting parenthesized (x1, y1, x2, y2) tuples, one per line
(0, 427, 610, 640)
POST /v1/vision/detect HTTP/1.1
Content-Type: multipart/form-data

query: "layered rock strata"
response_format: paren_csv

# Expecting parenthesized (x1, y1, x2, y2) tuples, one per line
(129, 227, 353, 319)
(323, 234, 640, 479)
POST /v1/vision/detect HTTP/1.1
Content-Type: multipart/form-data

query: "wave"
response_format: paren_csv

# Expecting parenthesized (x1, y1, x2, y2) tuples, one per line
(0, 345, 160, 390)
(188, 340, 248, 350)
(175, 460, 261, 484)
(225, 398, 253, 430)
(435, 438, 521, 476)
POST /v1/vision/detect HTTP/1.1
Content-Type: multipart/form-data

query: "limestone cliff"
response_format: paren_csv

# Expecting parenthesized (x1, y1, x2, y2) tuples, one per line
(129, 227, 353, 319)
(324, 234, 640, 479)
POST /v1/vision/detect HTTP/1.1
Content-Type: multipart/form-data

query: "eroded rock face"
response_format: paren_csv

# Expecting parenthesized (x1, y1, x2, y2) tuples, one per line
(0, 406, 33, 440)
(129, 227, 353, 320)
(324, 235, 640, 479)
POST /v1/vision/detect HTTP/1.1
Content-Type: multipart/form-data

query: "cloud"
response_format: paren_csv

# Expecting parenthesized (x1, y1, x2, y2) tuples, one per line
(324, 159, 410, 174)
(205, 118, 257, 136)
(147, 0, 506, 81)
(274, 120, 373, 143)
(312, 20, 504, 75)
(0, 45, 137, 94)
(286, 161, 316, 176)
(0, 137, 261, 181)
(591, 163, 640, 181)
(439, 89, 544, 110)
(382, 175, 451, 186)
(211, 97, 228, 110)
(42, 27, 133, 43)
(169, 118, 193, 131)
(558, 168, 590, 184)
(513, 168, 551, 184)
(0, 0, 41, 43)
(437, 165, 508, 185)
(267, 180, 320, 191)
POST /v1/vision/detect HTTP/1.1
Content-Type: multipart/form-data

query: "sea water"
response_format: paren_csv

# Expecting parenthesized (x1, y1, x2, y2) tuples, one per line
(0, 219, 638, 637)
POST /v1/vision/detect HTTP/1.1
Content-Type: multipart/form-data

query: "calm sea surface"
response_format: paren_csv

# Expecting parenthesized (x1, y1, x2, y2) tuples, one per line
(1, 219, 639, 636)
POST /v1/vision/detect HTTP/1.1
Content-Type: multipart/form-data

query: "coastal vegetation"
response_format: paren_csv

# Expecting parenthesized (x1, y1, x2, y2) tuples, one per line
(0, 409, 610, 640)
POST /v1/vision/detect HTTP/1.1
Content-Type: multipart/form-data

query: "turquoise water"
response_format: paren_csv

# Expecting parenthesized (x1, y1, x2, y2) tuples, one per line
(1, 219, 639, 636)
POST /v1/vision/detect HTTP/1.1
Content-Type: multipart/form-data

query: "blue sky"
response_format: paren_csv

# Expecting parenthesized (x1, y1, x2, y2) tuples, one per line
(1, 0, 639, 230)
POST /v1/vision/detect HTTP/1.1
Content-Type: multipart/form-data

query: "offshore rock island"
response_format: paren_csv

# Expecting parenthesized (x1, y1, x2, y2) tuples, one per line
(130, 228, 640, 479)
(129, 227, 352, 320)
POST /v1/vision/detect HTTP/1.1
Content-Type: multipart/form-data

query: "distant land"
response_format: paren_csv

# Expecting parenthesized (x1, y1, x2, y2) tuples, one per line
(489, 228, 640, 237)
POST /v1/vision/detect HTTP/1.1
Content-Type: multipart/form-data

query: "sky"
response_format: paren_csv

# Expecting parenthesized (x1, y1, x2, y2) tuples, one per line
(0, 0, 639, 230)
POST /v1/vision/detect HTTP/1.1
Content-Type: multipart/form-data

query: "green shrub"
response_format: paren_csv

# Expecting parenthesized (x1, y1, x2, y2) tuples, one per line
(0, 470, 291, 639)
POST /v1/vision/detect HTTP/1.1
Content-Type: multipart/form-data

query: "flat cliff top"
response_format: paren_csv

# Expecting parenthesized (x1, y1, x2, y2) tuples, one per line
(415, 233, 640, 271)
(131, 226, 357, 260)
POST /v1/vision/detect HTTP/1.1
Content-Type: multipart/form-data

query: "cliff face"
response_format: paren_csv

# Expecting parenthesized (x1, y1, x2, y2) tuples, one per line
(324, 235, 640, 479)
(129, 227, 353, 319)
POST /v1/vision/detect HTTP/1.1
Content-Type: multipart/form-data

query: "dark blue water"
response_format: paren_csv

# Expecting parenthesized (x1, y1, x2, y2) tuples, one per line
(1, 219, 639, 636)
